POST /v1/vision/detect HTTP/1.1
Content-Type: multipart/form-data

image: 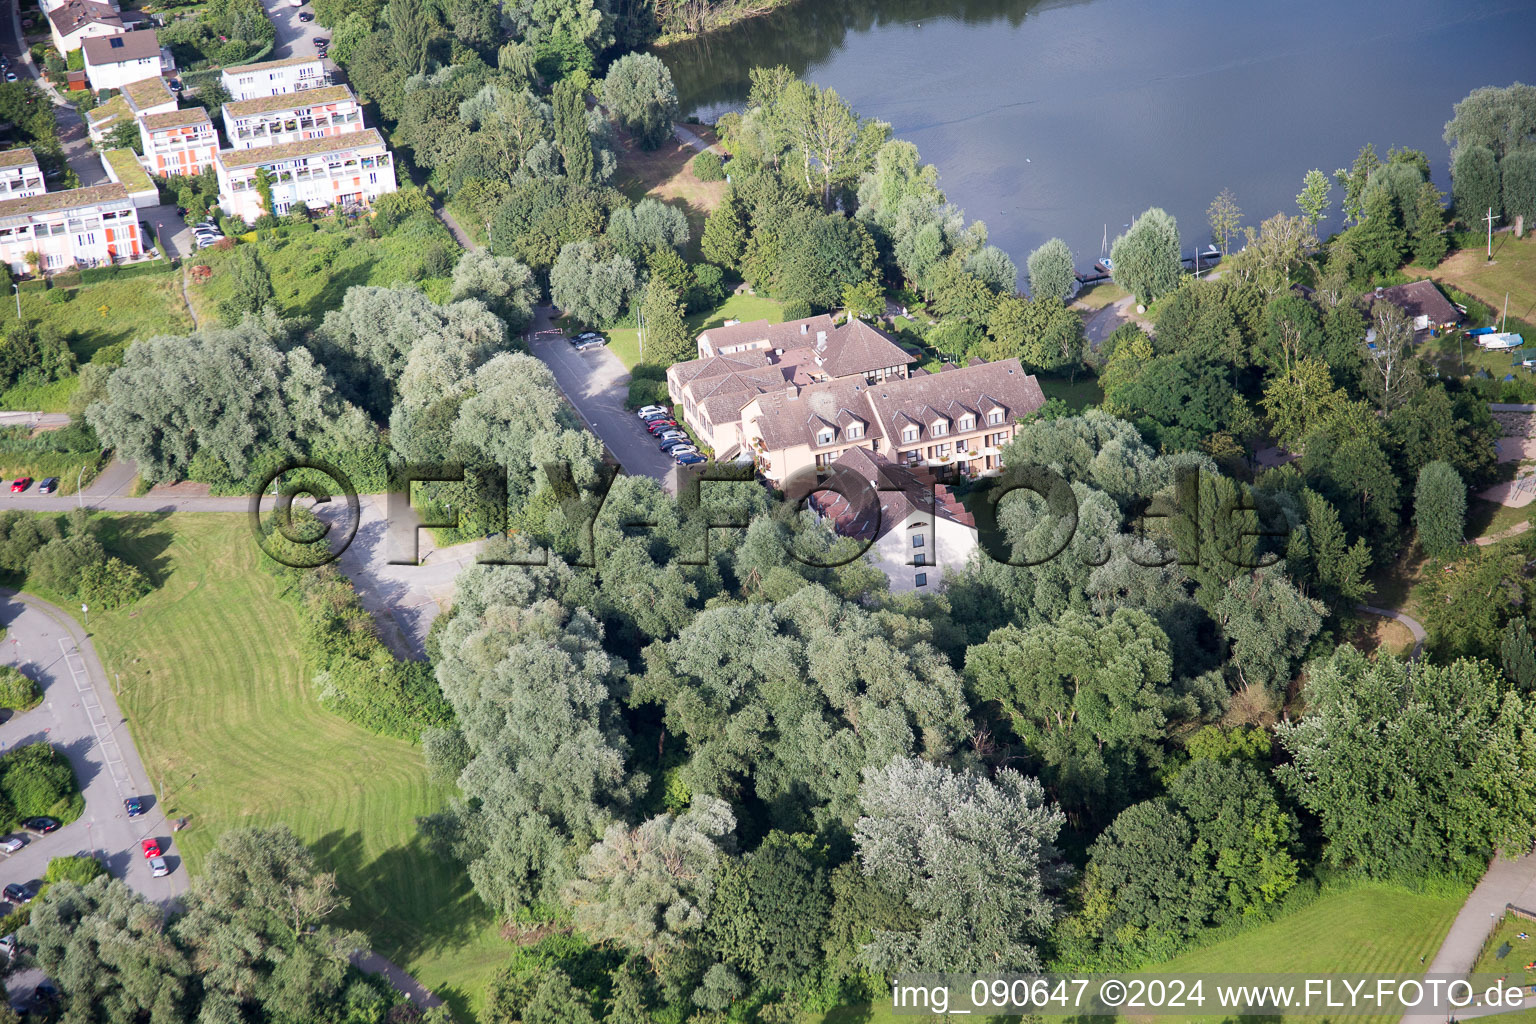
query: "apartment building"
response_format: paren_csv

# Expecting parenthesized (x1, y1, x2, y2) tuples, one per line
(85, 74, 176, 144)
(214, 129, 397, 221)
(0, 181, 142, 274)
(140, 108, 219, 177)
(82, 30, 168, 92)
(220, 55, 328, 102)
(0, 150, 45, 201)
(221, 85, 364, 150)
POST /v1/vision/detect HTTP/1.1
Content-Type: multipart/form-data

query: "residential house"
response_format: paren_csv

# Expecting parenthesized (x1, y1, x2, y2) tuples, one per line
(0, 150, 45, 201)
(667, 315, 914, 456)
(82, 30, 168, 92)
(804, 445, 979, 593)
(0, 182, 142, 274)
(85, 74, 176, 144)
(220, 55, 328, 102)
(214, 128, 397, 220)
(1370, 279, 1463, 335)
(47, 0, 122, 56)
(221, 85, 364, 150)
(140, 108, 219, 176)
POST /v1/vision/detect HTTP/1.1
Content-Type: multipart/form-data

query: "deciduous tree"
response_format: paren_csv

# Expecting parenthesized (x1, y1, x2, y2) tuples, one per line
(1110, 207, 1182, 306)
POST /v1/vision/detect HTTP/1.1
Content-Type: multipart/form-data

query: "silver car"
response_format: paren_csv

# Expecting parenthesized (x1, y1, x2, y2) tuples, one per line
(0, 837, 21, 855)
(149, 856, 170, 878)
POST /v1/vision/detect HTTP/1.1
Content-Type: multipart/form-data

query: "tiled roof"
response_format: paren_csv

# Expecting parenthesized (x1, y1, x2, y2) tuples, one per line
(224, 84, 353, 118)
(806, 446, 976, 543)
(122, 75, 174, 113)
(83, 29, 160, 65)
(142, 108, 212, 131)
(222, 54, 324, 75)
(47, 0, 121, 36)
(813, 319, 913, 378)
(1371, 279, 1462, 326)
(747, 376, 884, 453)
(0, 182, 129, 218)
(0, 148, 37, 170)
(216, 127, 385, 169)
(864, 358, 1045, 446)
(698, 314, 837, 355)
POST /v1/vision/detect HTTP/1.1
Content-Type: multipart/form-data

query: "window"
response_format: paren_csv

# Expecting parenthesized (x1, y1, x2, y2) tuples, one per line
(902, 426, 918, 443)
(931, 421, 947, 436)
(912, 534, 924, 548)
(817, 429, 834, 446)
(847, 424, 862, 439)
(914, 552, 926, 567)
(915, 572, 928, 587)
(988, 409, 1004, 425)
(959, 415, 973, 431)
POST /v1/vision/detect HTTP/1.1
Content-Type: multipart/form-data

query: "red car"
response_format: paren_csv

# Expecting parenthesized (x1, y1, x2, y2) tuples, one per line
(141, 838, 161, 858)
(10, 477, 30, 493)
(646, 420, 677, 433)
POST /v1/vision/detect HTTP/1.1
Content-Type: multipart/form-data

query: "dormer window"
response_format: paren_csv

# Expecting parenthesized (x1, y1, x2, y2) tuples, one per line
(988, 409, 1004, 425)
(931, 421, 947, 437)
(902, 426, 918, 443)
(959, 415, 974, 431)
(817, 429, 834, 446)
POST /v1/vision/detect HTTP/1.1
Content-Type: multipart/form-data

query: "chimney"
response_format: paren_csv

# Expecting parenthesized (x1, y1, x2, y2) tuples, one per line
(800, 323, 808, 334)
(1375, 287, 1384, 298)
(816, 331, 827, 348)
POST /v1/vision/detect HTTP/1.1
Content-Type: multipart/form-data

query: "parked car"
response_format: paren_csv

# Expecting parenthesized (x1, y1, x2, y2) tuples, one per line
(574, 331, 602, 343)
(574, 336, 605, 351)
(666, 444, 699, 457)
(299, 10, 314, 19)
(656, 431, 687, 443)
(22, 817, 59, 835)
(124, 797, 143, 817)
(38, 477, 57, 494)
(312, 36, 329, 47)
(675, 452, 707, 466)
(2, 882, 37, 904)
(141, 838, 161, 859)
(0, 934, 15, 961)
(168, 79, 183, 92)
(636, 405, 668, 418)
(646, 420, 677, 433)
(3, 73, 16, 83)
(10, 477, 30, 493)
(149, 856, 170, 878)
(0, 837, 23, 855)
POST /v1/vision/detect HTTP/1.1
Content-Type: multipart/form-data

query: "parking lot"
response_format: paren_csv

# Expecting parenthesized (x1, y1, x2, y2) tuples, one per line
(525, 308, 682, 489)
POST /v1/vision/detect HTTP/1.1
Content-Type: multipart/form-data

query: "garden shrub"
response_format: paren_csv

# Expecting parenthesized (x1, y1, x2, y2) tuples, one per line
(0, 665, 39, 711)
(692, 150, 724, 182)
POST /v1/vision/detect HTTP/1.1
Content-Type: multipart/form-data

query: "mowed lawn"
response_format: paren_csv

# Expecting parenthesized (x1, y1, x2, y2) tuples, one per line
(84, 512, 505, 1018)
(814, 884, 1464, 1024)
(607, 291, 785, 371)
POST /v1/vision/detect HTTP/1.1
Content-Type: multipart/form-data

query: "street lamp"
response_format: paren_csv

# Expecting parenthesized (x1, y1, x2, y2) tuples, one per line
(77, 463, 86, 508)
(81, 603, 88, 629)
(11, 283, 18, 320)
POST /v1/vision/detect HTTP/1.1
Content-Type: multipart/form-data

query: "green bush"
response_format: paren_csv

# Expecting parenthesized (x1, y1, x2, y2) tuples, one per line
(76, 557, 151, 610)
(0, 742, 82, 830)
(781, 298, 812, 320)
(45, 287, 69, 304)
(0, 665, 40, 712)
(692, 150, 724, 182)
(44, 854, 106, 887)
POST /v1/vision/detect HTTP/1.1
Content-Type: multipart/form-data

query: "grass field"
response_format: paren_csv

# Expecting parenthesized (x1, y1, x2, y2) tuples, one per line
(1041, 375, 1103, 409)
(606, 291, 785, 372)
(83, 513, 505, 1019)
(16, 275, 192, 361)
(187, 215, 457, 324)
(1430, 233, 1536, 331)
(814, 883, 1465, 1024)
(613, 127, 726, 263)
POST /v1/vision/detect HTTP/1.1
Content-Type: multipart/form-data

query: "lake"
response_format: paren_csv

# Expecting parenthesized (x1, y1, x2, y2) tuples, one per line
(659, 0, 1536, 276)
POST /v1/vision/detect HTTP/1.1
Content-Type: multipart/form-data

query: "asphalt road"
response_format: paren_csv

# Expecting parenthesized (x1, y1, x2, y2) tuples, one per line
(525, 308, 680, 490)
(261, 0, 330, 62)
(0, 591, 189, 909)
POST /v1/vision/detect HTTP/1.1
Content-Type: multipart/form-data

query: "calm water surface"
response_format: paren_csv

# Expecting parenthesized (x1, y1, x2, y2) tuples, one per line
(660, 0, 1536, 274)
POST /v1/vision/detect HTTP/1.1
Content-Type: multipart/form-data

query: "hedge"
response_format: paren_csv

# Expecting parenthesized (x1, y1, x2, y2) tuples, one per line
(0, 665, 40, 712)
(0, 742, 84, 832)
(15, 279, 48, 293)
(79, 259, 177, 284)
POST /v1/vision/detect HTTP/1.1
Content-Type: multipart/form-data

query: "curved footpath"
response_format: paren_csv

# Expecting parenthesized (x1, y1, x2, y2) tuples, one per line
(1357, 603, 1427, 661)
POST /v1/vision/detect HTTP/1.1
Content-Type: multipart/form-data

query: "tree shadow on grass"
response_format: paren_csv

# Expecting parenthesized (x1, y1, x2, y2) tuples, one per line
(311, 827, 498, 988)
(94, 511, 177, 589)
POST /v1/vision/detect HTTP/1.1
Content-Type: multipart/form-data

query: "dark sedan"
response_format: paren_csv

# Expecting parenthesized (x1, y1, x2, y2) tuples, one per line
(22, 816, 59, 835)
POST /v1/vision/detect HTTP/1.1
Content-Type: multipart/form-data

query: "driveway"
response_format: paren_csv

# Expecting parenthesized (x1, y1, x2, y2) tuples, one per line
(260, 0, 330, 62)
(0, 591, 189, 909)
(525, 307, 680, 489)
(140, 204, 194, 262)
